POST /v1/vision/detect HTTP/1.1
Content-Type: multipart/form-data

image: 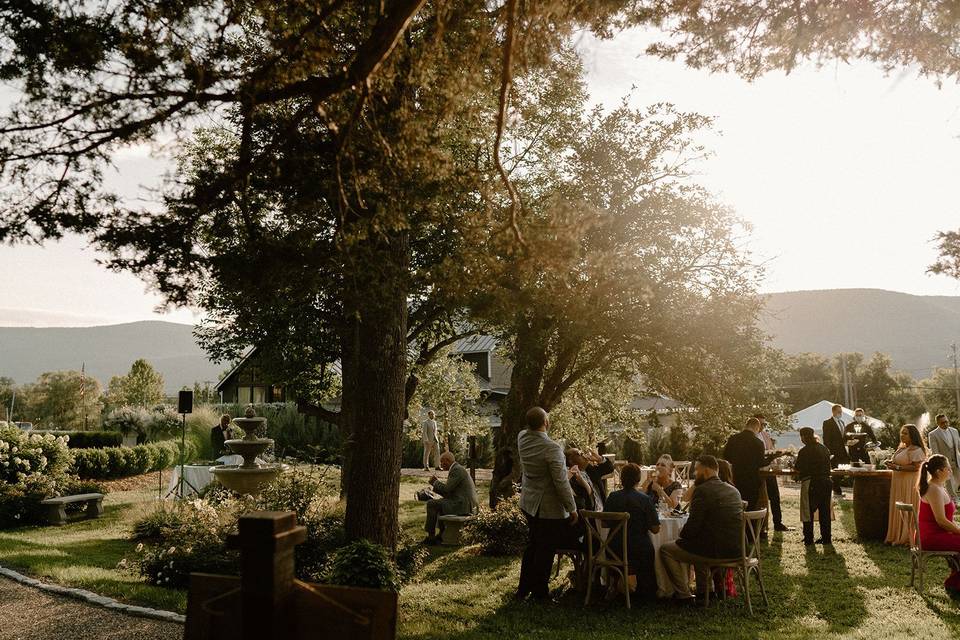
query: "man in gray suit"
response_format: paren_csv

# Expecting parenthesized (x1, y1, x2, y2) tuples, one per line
(423, 452, 478, 544)
(929, 413, 960, 502)
(516, 406, 580, 601)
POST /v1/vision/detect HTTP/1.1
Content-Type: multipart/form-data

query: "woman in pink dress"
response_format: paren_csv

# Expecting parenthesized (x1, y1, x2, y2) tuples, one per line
(918, 454, 960, 595)
(884, 424, 926, 546)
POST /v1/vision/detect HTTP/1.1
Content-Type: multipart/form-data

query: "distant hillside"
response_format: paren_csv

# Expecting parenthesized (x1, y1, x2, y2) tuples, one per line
(0, 321, 222, 393)
(761, 289, 960, 376)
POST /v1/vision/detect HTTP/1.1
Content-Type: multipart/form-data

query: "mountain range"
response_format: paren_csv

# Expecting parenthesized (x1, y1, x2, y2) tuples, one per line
(0, 321, 220, 393)
(1, 288, 958, 391)
(760, 288, 960, 376)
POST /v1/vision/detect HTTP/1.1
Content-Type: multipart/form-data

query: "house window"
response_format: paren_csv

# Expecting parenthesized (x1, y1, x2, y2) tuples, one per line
(271, 385, 284, 403)
(237, 386, 252, 403)
(462, 352, 490, 380)
(252, 386, 267, 404)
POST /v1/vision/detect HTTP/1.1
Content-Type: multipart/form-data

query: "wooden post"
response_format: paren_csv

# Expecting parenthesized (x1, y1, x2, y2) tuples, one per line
(234, 511, 307, 640)
(467, 435, 477, 483)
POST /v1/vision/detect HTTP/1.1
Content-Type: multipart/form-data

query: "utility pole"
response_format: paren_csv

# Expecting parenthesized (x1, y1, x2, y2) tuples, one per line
(952, 343, 960, 419)
(841, 354, 850, 408)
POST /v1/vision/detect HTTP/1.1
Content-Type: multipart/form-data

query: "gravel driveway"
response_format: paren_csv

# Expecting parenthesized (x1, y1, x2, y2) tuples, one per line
(0, 576, 183, 640)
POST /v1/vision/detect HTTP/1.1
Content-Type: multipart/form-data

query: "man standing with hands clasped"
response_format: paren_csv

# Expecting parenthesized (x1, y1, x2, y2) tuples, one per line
(822, 404, 850, 499)
(928, 414, 960, 503)
(422, 410, 441, 472)
(516, 406, 581, 602)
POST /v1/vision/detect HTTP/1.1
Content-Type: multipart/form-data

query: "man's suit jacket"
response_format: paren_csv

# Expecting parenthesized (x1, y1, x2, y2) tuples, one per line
(677, 476, 743, 559)
(822, 417, 849, 465)
(432, 462, 478, 515)
(421, 419, 439, 443)
(518, 429, 577, 520)
(722, 429, 766, 505)
(929, 427, 960, 465)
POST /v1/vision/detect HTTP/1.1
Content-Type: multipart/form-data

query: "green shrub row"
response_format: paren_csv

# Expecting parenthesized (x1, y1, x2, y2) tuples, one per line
(72, 440, 198, 479)
(32, 430, 123, 449)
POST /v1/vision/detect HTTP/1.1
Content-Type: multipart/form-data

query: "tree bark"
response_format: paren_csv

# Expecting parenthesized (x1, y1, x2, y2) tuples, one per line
(489, 318, 551, 508)
(341, 229, 409, 551)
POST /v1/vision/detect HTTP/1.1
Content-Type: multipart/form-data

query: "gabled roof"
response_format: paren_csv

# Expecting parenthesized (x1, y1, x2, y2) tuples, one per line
(455, 334, 497, 353)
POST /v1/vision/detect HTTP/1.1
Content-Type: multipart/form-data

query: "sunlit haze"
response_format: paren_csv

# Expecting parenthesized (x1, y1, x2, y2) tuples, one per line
(3, 27, 960, 326)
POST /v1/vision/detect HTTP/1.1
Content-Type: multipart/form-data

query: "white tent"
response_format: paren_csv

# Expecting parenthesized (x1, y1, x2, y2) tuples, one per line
(775, 400, 885, 450)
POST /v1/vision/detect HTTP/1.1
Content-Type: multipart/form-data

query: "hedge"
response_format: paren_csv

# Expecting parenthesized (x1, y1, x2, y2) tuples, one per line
(72, 440, 199, 479)
(31, 430, 123, 449)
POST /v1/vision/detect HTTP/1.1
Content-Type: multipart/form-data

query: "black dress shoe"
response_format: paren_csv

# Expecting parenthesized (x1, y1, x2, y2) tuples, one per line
(774, 524, 794, 532)
(422, 535, 441, 546)
(815, 538, 832, 545)
(803, 540, 815, 546)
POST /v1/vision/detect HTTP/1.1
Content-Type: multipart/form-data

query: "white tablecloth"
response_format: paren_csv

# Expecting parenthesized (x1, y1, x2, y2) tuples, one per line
(650, 515, 690, 598)
(166, 464, 214, 498)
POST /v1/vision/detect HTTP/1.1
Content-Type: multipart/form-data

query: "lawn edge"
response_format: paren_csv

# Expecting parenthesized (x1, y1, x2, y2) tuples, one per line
(0, 565, 185, 624)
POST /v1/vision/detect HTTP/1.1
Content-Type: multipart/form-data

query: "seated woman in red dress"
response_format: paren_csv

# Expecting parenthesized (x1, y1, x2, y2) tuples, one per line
(918, 454, 960, 596)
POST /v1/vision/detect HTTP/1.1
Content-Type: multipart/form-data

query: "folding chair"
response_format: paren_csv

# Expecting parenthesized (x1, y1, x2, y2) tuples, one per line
(703, 508, 769, 614)
(896, 502, 956, 591)
(581, 510, 631, 608)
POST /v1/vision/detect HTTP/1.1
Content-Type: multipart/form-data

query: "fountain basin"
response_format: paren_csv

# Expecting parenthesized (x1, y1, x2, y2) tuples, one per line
(211, 464, 287, 495)
(223, 438, 272, 468)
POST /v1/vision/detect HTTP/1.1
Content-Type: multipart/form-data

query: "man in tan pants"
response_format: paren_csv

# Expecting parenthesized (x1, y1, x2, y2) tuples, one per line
(422, 410, 440, 471)
(660, 455, 744, 599)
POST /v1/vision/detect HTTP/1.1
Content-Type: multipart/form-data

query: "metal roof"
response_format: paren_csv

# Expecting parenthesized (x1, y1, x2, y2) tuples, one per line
(455, 334, 497, 353)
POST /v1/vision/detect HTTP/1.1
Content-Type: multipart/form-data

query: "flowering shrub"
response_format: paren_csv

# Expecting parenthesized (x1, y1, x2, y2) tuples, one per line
(0, 426, 72, 483)
(463, 494, 529, 556)
(0, 426, 106, 528)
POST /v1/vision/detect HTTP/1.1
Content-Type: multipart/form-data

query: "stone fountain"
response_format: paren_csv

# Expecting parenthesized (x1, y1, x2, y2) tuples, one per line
(210, 406, 287, 495)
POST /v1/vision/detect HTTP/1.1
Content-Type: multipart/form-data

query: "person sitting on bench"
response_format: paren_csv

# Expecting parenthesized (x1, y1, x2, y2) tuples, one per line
(424, 452, 478, 545)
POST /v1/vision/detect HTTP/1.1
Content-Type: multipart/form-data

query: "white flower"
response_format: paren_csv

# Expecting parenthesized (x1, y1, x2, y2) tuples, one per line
(167, 546, 176, 555)
(168, 561, 174, 569)
(135, 543, 144, 553)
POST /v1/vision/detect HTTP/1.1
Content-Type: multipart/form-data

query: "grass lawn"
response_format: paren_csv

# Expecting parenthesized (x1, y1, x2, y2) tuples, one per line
(2, 473, 959, 639)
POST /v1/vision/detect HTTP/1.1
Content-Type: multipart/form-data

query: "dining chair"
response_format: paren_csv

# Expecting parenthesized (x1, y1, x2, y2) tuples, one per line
(895, 502, 956, 591)
(673, 461, 693, 490)
(581, 510, 631, 609)
(702, 508, 769, 614)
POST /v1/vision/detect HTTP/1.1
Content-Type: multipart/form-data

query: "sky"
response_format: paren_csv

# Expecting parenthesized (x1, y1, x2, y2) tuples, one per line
(2, 27, 960, 327)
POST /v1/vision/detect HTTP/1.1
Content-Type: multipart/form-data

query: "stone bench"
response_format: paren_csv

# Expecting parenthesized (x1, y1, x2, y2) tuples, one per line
(438, 514, 473, 545)
(40, 493, 105, 526)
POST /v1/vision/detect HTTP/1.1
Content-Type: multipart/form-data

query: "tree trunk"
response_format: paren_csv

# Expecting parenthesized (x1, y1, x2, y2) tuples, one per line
(489, 319, 551, 508)
(341, 229, 409, 551)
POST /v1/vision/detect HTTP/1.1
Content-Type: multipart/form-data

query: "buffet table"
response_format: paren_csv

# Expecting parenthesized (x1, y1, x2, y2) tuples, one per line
(760, 467, 892, 540)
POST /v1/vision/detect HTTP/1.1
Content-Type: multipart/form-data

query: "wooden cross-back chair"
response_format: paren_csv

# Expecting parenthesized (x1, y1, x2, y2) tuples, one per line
(896, 501, 956, 591)
(703, 508, 769, 614)
(673, 461, 693, 490)
(581, 510, 631, 609)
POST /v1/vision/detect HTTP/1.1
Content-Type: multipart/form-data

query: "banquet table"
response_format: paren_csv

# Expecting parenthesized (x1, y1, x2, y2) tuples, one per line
(760, 467, 893, 540)
(650, 514, 689, 598)
(166, 464, 214, 498)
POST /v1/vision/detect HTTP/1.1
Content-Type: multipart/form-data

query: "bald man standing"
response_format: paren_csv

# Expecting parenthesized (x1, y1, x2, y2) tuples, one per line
(516, 406, 580, 602)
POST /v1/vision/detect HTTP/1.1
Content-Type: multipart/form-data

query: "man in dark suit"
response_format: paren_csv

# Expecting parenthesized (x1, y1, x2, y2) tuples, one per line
(210, 414, 231, 457)
(722, 417, 767, 510)
(822, 404, 849, 497)
(660, 455, 744, 599)
(794, 427, 833, 545)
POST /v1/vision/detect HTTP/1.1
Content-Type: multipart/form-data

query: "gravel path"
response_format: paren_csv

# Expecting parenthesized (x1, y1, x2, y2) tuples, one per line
(0, 576, 182, 640)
